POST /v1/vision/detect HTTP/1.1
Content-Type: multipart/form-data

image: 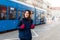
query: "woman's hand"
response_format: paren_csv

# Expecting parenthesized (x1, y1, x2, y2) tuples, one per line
(20, 24, 25, 29)
(31, 24, 35, 29)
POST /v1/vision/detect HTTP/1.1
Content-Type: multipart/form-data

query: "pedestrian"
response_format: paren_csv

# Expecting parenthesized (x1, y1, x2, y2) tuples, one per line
(17, 10, 35, 40)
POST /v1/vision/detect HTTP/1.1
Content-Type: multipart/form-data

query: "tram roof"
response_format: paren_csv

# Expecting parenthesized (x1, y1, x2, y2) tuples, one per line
(10, 0, 47, 12)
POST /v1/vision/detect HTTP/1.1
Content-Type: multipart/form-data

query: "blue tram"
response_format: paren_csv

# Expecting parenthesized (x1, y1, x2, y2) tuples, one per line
(0, 0, 46, 32)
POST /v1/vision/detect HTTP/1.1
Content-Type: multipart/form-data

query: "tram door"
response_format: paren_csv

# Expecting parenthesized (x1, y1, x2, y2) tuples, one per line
(8, 7, 18, 30)
(0, 5, 7, 32)
(7, 7, 21, 31)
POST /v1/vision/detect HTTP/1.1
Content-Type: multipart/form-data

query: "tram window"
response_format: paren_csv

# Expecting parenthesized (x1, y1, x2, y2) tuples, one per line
(40, 13, 45, 19)
(0, 6, 7, 20)
(36, 10, 41, 19)
(31, 11, 34, 19)
(9, 7, 16, 20)
(18, 10, 21, 19)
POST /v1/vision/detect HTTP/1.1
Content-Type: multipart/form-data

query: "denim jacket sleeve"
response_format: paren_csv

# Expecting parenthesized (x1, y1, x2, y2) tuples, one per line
(30, 20, 35, 29)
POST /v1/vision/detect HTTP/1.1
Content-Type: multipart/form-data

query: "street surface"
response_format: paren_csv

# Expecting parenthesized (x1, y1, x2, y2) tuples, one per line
(0, 21, 60, 40)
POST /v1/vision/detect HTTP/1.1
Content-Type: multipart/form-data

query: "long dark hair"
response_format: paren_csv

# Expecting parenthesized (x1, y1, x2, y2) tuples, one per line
(23, 10, 32, 20)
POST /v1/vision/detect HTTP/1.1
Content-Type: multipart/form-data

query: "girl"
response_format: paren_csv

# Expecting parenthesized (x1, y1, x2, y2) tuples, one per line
(18, 10, 35, 40)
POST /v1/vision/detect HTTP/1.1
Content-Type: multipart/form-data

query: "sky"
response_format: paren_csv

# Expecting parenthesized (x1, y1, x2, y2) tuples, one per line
(46, 0, 60, 7)
(13, 0, 60, 7)
(25, 0, 60, 7)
